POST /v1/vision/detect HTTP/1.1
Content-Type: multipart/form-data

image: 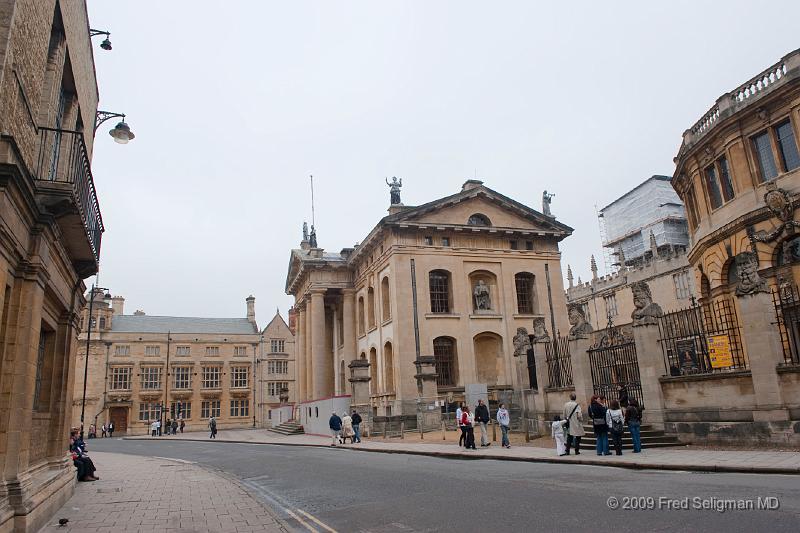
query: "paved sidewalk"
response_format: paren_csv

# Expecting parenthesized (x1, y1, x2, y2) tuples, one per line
(125, 429, 800, 474)
(39, 452, 287, 533)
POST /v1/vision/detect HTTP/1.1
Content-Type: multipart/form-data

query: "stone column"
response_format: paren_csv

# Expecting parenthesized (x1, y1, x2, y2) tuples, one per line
(342, 289, 357, 362)
(295, 307, 307, 402)
(413, 356, 442, 428)
(310, 288, 331, 399)
(737, 291, 789, 422)
(304, 297, 313, 398)
(349, 355, 372, 435)
(568, 336, 594, 406)
(632, 323, 667, 429)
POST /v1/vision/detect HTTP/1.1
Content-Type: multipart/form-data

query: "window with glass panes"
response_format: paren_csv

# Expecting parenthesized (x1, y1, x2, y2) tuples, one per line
(138, 402, 160, 421)
(33, 330, 47, 411)
(140, 366, 162, 390)
(270, 339, 285, 353)
(202, 366, 221, 388)
(775, 120, 800, 172)
(231, 367, 248, 388)
(175, 346, 190, 356)
(268, 360, 288, 374)
(515, 273, 535, 314)
(433, 337, 456, 387)
(233, 346, 247, 356)
(753, 130, 779, 181)
(429, 270, 451, 313)
(173, 367, 191, 389)
(230, 399, 249, 417)
(114, 345, 130, 356)
(267, 382, 288, 396)
(110, 367, 131, 390)
(205, 346, 220, 356)
(604, 293, 619, 317)
(704, 156, 735, 210)
(673, 271, 691, 300)
(201, 400, 220, 419)
(170, 401, 191, 419)
(144, 345, 160, 356)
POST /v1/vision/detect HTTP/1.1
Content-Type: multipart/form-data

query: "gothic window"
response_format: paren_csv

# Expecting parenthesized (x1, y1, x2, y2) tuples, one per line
(604, 293, 619, 317)
(515, 272, 536, 314)
(429, 270, 452, 313)
(467, 213, 491, 226)
(433, 337, 457, 387)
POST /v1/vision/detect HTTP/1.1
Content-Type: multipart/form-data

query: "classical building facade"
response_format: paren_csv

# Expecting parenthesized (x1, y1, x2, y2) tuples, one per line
(286, 180, 573, 420)
(0, 2, 107, 530)
(73, 291, 262, 435)
(259, 310, 296, 421)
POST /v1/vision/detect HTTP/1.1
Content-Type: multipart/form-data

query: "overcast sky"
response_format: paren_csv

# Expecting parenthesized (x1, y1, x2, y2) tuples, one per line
(85, 0, 800, 321)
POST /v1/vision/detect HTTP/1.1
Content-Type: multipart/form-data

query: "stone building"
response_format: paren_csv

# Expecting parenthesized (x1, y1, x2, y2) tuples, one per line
(259, 310, 296, 422)
(286, 180, 573, 422)
(73, 291, 262, 435)
(567, 176, 696, 333)
(665, 47, 800, 444)
(0, 2, 108, 530)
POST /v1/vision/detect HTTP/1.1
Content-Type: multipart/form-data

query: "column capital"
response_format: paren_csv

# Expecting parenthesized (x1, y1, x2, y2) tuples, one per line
(309, 287, 327, 297)
(342, 288, 357, 296)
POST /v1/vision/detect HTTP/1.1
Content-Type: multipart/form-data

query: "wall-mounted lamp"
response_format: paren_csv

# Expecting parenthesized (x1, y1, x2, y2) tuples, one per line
(89, 29, 112, 51)
(95, 111, 135, 144)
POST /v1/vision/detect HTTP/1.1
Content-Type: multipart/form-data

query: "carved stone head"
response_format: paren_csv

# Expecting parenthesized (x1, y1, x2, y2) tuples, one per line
(734, 251, 768, 296)
(631, 281, 653, 311)
(512, 327, 532, 357)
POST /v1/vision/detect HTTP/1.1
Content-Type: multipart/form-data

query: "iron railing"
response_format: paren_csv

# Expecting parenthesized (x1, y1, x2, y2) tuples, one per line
(587, 332, 644, 409)
(657, 298, 746, 376)
(34, 127, 104, 261)
(772, 283, 800, 365)
(543, 335, 573, 389)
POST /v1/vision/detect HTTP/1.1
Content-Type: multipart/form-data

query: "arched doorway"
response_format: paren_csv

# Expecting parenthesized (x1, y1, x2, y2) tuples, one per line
(473, 332, 502, 385)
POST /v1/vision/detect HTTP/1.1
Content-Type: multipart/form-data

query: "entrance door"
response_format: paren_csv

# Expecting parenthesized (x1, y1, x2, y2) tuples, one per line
(587, 334, 644, 408)
(109, 407, 128, 433)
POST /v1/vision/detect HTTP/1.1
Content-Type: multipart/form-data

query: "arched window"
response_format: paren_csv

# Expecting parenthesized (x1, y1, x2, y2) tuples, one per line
(433, 337, 458, 387)
(467, 213, 491, 226)
(367, 287, 376, 329)
(383, 342, 394, 393)
(700, 273, 711, 301)
(381, 277, 391, 321)
(429, 270, 452, 313)
(369, 347, 378, 395)
(358, 296, 366, 335)
(515, 272, 536, 314)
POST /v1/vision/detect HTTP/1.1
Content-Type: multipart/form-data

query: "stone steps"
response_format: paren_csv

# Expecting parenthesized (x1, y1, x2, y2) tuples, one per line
(268, 420, 305, 436)
(577, 424, 683, 449)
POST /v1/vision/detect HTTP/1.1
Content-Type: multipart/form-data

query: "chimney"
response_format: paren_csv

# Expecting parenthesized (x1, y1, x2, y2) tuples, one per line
(287, 306, 297, 335)
(462, 179, 484, 191)
(246, 295, 256, 324)
(134, 310, 146, 316)
(111, 296, 125, 315)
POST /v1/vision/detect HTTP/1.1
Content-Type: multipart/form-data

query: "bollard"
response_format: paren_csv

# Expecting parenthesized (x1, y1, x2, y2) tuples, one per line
(492, 419, 497, 442)
(400, 421, 405, 439)
(419, 419, 424, 440)
(383, 420, 387, 440)
(442, 420, 446, 441)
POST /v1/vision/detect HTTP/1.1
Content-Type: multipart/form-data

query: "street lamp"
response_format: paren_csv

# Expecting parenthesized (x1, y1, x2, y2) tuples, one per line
(89, 29, 112, 51)
(80, 284, 109, 439)
(95, 111, 136, 143)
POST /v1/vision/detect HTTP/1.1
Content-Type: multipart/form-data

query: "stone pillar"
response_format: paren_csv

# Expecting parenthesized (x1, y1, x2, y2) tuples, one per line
(349, 355, 372, 434)
(304, 297, 312, 399)
(342, 289, 357, 361)
(737, 291, 789, 422)
(310, 289, 331, 399)
(296, 307, 307, 402)
(413, 356, 442, 429)
(632, 323, 667, 429)
(568, 336, 594, 406)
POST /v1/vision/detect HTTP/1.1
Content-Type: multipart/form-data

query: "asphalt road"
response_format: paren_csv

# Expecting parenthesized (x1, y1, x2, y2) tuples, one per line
(87, 438, 800, 533)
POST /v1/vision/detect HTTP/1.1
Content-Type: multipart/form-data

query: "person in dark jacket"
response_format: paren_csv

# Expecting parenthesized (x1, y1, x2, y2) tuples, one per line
(618, 385, 629, 409)
(625, 398, 642, 453)
(329, 412, 343, 447)
(588, 395, 610, 456)
(70, 430, 98, 482)
(351, 410, 363, 443)
(475, 399, 491, 447)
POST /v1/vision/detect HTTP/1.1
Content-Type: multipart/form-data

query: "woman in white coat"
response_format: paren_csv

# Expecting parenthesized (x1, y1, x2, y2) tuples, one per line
(341, 413, 354, 444)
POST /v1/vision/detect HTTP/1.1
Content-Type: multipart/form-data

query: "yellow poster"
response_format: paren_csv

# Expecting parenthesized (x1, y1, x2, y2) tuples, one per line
(707, 335, 733, 368)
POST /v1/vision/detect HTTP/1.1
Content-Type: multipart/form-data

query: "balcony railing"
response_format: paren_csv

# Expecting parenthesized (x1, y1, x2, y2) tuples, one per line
(34, 127, 104, 266)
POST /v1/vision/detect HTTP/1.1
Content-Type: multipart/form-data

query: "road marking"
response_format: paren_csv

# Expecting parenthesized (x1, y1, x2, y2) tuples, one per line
(285, 509, 318, 532)
(296, 509, 337, 533)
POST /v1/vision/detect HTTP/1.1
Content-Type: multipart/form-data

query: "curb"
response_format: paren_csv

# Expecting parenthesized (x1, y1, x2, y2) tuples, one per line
(121, 436, 800, 475)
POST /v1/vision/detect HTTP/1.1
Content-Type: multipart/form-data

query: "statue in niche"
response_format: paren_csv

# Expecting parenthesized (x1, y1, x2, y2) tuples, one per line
(630, 281, 664, 326)
(542, 190, 555, 217)
(386, 176, 403, 205)
(781, 236, 800, 265)
(532, 317, 551, 342)
(512, 327, 532, 357)
(568, 304, 593, 339)
(734, 251, 768, 296)
(473, 279, 491, 311)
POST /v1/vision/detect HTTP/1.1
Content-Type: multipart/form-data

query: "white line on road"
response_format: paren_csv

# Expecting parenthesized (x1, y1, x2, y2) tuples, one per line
(285, 509, 319, 532)
(296, 509, 338, 533)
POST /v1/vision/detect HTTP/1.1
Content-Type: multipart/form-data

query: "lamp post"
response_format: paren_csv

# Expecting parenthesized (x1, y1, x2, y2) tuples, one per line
(95, 111, 136, 143)
(80, 284, 108, 439)
(89, 28, 112, 50)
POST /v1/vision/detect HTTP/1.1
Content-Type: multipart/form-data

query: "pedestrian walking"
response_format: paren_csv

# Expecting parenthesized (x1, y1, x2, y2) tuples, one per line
(475, 399, 491, 447)
(456, 403, 466, 447)
(107, 422, 114, 438)
(551, 416, 567, 456)
(171, 419, 178, 435)
(461, 406, 476, 450)
(341, 413, 354, 444)
(562, 393, 584, 455)
(180, 419, 185, 434)
(101, 423, 107, 438)
(155, 419, 161, 436)
(329, 411, 342, 446)
(496, 403, 510, 448)
(351, 410, 362, 443)
(588, 395, 610, 456)
(606, 399, 625, 456)
(150, 420, 158, 437)
(209, 416, 217, 439)
(625, 398, 642, 453)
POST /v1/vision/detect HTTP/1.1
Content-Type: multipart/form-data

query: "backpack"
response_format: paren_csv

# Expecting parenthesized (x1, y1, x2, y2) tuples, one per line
(610, 413, 624, 434)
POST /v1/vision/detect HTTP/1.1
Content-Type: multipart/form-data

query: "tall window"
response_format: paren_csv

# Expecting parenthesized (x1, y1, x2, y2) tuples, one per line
(581, 303, 592, 325)
(270, 339, 285, 353)
(684, 184, 700, 230)
(776, 120, 800, 172)
(175, 346, 190, 356)
(429, 270, 451, 313)
(433, 337, 457, 387)
(515, 273, 536, 314)
(231, 366, 249, 388)
(230, 399, 249, 417)
(268, 360, 288, 374)
(381, 277, 391, 321)
(33, 330, 48, 411)
(367, 287, 376, 329)
(233, 346, 248, 356)
(173, 367, 191, 389)
(140, 366, 162, 390)
(704, 165, 723, 209)
(205, 346, 220, 356)
(704, 156, 735, 210)
(171, 401, 191, 419)
(144, 345, 160, 357)
(358, 296, 366, 335)
(753, 130, 779, 181)
(603, 293, 618, 317)
(110, 367, 131, 390)
(267, 382, 288, 396)
(138, 402, 160, 421)
(673, 271, 691, 300)
(114, 345, 130, 356)
(467, 213, 491, 226)
(201, 400, 220, 419)
(202, 366, 221, 388)
(99, 317, 106, 330)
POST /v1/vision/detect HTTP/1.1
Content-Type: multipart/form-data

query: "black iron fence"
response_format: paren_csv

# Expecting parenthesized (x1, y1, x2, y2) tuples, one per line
(543, 335, 573, 389)
(35, 127, 104, 261)
(772, 283, 800, 365)
(657, 298, 746, 376)
(587, 334, 644, 409)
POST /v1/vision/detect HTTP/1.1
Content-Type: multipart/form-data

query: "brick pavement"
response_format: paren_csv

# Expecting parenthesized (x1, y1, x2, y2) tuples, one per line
(38, 452, 287, 533)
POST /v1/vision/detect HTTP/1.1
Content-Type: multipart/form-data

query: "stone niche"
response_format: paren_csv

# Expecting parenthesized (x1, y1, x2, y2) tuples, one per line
(468, 269, 499, 314)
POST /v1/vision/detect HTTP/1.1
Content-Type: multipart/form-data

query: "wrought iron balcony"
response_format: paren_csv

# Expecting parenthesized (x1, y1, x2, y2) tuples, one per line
(34, 127, 104, 277)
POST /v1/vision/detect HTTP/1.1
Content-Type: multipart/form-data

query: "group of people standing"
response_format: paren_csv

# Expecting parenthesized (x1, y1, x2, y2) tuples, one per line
(86, 422, 114, 439)
(455, 400, 511, 449)
(553, 390, 643, 457)
(328, 410, 363, 446)
(150, 418, 186, 436)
